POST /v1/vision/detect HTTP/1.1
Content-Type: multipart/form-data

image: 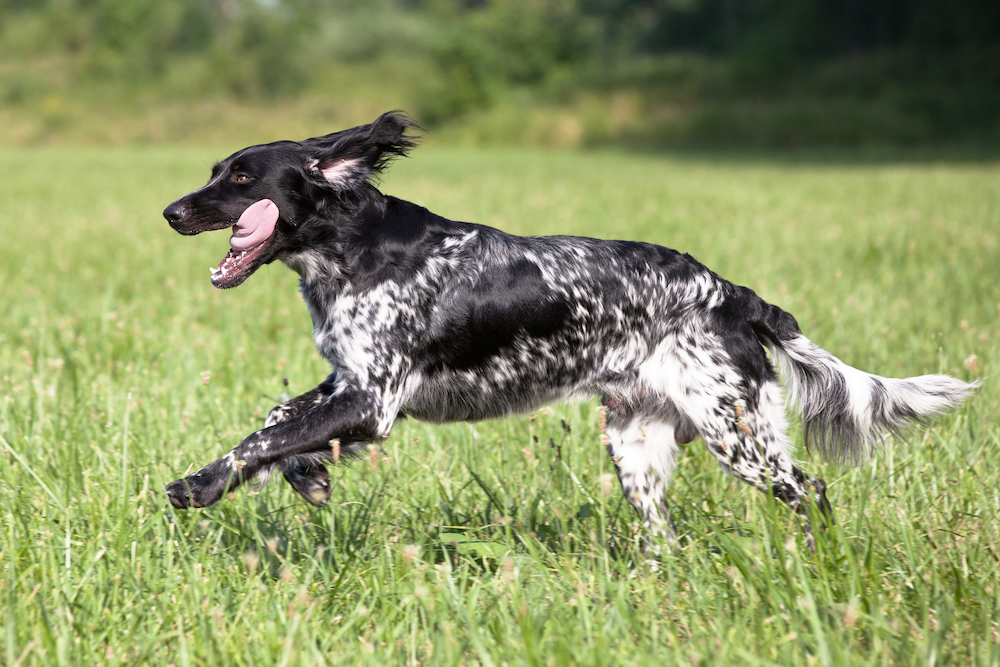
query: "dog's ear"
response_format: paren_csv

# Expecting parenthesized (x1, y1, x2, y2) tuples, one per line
(303, 111, 421, 189)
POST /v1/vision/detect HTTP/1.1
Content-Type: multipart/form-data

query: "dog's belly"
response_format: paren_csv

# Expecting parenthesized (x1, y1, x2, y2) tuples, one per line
(401, 325, 656, 423)
(402, 368, 584, 423)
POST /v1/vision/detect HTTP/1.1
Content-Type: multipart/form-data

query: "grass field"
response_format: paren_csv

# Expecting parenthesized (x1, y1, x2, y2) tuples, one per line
(1, 145, 998, 666)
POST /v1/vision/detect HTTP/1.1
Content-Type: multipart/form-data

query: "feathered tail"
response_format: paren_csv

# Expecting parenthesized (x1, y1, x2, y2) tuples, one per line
(736, 286, 978, 465)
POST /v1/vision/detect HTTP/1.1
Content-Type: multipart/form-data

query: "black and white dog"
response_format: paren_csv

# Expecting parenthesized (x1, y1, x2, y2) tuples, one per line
(163, 111, 974, 544)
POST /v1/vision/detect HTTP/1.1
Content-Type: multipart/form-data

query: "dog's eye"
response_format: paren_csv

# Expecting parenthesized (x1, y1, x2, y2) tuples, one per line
(236, 174, 250, 183)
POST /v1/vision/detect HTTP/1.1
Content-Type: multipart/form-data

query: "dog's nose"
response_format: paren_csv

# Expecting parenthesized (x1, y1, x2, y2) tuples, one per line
(163, 203, 186, 225)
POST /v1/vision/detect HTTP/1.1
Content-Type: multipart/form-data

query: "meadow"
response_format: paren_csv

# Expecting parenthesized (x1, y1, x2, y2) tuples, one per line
(1, 145, 998, 666)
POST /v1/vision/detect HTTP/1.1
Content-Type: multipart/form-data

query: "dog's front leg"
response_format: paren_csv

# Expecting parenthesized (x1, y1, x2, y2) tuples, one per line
(265, 378, 339, 506)
(165, 388, 387, 509)
(264, 378, 337, 428)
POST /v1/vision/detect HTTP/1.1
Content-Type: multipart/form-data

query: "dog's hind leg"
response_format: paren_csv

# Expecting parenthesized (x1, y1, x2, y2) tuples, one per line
(602, 401, 681, 560)
(693, 378, 833, 546)
(265, 384, 336, 507)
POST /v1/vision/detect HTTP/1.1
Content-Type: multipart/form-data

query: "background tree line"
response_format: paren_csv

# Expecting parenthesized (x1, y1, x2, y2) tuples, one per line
(1, 0, 997, 147)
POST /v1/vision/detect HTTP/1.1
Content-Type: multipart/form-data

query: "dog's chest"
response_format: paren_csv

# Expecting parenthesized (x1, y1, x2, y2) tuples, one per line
(305, 282, 419, 380)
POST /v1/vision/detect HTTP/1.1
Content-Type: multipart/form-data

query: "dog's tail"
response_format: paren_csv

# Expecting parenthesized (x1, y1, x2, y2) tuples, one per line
(736, 286, 977, 465)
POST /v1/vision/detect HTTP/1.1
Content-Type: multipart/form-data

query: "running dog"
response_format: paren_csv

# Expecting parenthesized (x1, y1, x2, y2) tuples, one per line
(162, 111, 975, 546)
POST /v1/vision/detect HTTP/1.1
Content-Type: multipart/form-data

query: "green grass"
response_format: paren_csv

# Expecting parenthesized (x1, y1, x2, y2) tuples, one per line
(1, 146, 999, 666)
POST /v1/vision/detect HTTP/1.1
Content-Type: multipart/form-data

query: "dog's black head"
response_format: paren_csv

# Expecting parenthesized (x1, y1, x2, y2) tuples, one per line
(163, 111, 420, 288)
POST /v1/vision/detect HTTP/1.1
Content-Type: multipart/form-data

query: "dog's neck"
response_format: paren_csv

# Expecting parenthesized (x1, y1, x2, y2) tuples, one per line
(282, 249, 345, 336)
(282, 249, 342, 288)
(280, 198, 381, 289)
(281, 195, 461, 319)
(279, 197, 386, 321)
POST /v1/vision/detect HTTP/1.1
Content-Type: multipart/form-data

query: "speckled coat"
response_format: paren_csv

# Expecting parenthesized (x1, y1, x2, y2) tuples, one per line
(162, 112, 975, 551)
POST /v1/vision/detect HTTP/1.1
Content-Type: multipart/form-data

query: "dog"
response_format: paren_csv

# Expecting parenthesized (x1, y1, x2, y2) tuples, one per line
(162, 111, 975, 547)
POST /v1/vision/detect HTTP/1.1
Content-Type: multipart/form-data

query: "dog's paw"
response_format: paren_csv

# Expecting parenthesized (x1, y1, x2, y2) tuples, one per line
(282, 464, 332, 507)
(164, 467, 235, 509)
(810, 478, 834, 526)
(164, 477, 197, 509)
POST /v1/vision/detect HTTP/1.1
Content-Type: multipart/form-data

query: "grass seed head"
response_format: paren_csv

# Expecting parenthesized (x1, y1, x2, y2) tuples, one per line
(600, 473, 614, 495)
(964, 354, 979, 374)
(843, 604, 859, 628)
(502, 558, 516, 584)
(243, 552, 259, 572)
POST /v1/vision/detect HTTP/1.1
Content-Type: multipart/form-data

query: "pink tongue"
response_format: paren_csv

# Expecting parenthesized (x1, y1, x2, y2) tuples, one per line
(230, 199, 278, 251)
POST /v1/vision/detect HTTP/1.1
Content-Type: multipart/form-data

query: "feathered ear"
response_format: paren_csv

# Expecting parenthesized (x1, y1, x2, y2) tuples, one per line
(303, 111, 421, 189)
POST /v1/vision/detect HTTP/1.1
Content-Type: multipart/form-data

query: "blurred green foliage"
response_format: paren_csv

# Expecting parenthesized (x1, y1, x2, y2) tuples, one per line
(0, 0, 317, 98)
(0, 0, 997, 147)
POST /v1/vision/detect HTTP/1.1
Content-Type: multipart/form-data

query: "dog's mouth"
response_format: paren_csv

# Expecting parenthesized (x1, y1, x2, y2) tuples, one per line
(211, 199, 278, 289)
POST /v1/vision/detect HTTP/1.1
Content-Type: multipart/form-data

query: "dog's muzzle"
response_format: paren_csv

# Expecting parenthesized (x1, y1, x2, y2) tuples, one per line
(163, 203, 187, 230)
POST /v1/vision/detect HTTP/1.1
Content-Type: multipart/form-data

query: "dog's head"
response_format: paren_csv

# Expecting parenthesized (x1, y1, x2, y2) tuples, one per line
(163, 111, 420, 289)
